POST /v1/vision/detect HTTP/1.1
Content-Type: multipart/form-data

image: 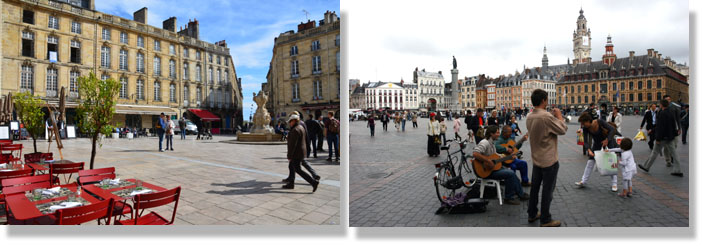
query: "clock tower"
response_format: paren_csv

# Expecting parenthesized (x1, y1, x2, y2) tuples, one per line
(572, 8, 592, 65)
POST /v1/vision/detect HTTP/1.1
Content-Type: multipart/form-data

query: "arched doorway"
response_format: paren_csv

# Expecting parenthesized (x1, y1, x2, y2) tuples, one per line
(427, 98, 437, 112)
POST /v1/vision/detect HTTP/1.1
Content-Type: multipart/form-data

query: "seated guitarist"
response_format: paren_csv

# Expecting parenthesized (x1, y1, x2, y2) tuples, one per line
(472, 125, 530, 205)
(495, 125, 531, 186)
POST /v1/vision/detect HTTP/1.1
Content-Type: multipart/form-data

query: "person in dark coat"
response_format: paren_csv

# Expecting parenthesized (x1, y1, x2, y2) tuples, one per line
(640, 104, 657, 150)
(639, 99, 684, 177)
(574, 112, 619, 192)
(681, 104, 689, 144)
(305, 114, 321, 158)
(466, 109, 484, 144)
(283, 114, 319, 191)
(381, 112, 390, 131)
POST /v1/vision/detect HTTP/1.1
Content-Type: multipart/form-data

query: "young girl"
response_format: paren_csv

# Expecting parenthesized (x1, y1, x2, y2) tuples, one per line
(607, 138, 637, 197)
(439, 117, 447, 145)
(453, 117, 462, 142)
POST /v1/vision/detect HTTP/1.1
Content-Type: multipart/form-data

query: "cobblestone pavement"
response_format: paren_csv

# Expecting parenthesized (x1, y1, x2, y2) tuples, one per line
(349, 116, 688, 227)
(2, 135, 340, 225)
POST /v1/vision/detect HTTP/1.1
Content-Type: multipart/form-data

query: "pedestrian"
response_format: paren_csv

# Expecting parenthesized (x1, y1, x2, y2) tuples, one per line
(574, 112, 619, 192)
(582, 103, 599, 155)
(638, 99, 684, 177)
(325, 111, 340, 162)
(640, 104, 657, 150)
(526, 89, 567, 227)
(427, 112, 441, 157)
(606, 138, 637, 197)
(195, 119, 203, 140)
(453, 116, 462, 142)
(165, 116, 175, 151)
(681, 104, 689, 144)
(394, 112, 401, 131)
(663, 95, 682, 166)
(381, 112, 389, 131)
(600, 103, 609, 121)
(282, 114, 319, 191)
(439, 117, 447, 145)
(509, 116, 521, 139)
(401, 111, 407, 132)
(412, 112, 418, 128)
(607, 106, 623, 135)
(317, 114, 326, 153)
(488, 110, 498, 126)
(179, 117, 186, 140)
(284, 113, 320, 184)
(305, 114, 320, 158)
(157, 113, 167, 152)
(368, 113, 376, 137)
(467, 109, 485, 144)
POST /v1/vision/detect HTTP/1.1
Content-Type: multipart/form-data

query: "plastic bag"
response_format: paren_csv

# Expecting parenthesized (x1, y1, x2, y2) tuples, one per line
(594, 150, 618, 176)
(634, 130, 647, 141)
(577, 131, 584, 145)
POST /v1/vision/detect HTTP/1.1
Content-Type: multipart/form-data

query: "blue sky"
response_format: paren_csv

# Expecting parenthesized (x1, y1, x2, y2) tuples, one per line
(96, 0, 340, 120)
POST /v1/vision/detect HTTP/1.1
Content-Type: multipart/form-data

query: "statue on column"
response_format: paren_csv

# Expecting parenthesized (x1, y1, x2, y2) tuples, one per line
(453, 56, 457, 69)
(251, 90, 273, 134)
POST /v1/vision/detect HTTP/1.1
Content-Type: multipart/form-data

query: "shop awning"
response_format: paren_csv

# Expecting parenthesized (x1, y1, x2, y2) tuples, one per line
(188, 109, 220, 121)
(115, 105, 176, 115)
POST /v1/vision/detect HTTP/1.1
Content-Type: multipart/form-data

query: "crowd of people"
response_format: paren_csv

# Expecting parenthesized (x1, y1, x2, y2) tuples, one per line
(358, 89, 688, 227)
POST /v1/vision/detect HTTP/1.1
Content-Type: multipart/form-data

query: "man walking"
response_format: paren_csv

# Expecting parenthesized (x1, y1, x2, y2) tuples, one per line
(282, 114, 319, 191)
(157, 113, 167, 152)
(381, 112, 389, 131)
(663, 95, 682, 166)
(412, 112, 418, 128)
(325, 111, 340, 162)
(639, 99, 684, 177)
(526, 89, 567, 227)
(640, 104, 657, 150)
(179, 117, 186, 140)
(401, 111, 407, 132)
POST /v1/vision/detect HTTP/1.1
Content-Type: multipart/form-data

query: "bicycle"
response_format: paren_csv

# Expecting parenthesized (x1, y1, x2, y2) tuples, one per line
(432, 139, 476, 205)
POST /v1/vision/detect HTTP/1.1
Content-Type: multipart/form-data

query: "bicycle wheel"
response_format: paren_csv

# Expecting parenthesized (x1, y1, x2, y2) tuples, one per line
(434, 163, 458, 204)
(459, 157, 477, 188)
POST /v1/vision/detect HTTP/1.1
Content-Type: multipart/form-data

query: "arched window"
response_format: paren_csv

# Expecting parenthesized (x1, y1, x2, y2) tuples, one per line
(154, 56, 161, 75)
(136, 52, 144, 73)
(136, 79, 144, 100)
(169, 59, 176, 79)
(183, 62, 189, 80)
(119, 49, 128, 70)
(183, 85, 190, 104)
(100, 46, 110, 68)
(46, 68, 58, 96)
(69, 70, 79, 93)
(196, 64, 202, 81)
(20, 64, 34, 92)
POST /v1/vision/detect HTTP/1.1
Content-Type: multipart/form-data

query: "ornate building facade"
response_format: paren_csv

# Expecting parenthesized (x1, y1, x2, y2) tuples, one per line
(265, 11, 340, 122)
(1, 0, 243, 131)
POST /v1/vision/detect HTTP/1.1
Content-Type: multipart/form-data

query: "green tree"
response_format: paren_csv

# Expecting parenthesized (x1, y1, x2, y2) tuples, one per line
(75, 72, 121, 169)
(13, 92, 45, 153)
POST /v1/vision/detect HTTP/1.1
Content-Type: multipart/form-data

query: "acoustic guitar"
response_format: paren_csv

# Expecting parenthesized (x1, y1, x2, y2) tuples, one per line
(499, 139, 519, 164)
(471, 153, 516, 178)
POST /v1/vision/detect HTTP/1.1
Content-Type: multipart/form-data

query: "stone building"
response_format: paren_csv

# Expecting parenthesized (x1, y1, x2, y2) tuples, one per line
(413, 68, 445, 112)
(1, 0, 243, 132)
(265, 11, 340, 122)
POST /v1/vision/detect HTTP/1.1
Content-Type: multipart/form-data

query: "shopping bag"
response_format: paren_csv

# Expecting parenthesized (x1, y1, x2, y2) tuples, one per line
(576, 131, 584, 145)
(634, 130, 646, 141)
(594, 150, 618, 176)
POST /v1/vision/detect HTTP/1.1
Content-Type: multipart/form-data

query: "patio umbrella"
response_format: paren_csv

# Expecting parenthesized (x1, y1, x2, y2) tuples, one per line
(0, 97, 5, 122)
(6, 92, 13, 122)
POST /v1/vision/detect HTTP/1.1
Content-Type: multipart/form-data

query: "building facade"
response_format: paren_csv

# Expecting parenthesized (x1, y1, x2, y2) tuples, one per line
(265, 11, 340, 122)
(1, 0, 243, 132)
(413, 68, 445, 112)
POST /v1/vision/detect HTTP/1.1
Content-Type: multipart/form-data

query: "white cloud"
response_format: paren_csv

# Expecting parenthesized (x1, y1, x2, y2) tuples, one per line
(345, 0, 689, 82)
(229, 19, 300, 68)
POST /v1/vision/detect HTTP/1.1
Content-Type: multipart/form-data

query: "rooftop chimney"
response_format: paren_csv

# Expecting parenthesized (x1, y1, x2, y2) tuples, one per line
(629, 51, 635, 58)
(133, 7, 148, 24)
(647, 48, 654, 57)
(297, 20, 316, 32)
(163, 17, 177, 32)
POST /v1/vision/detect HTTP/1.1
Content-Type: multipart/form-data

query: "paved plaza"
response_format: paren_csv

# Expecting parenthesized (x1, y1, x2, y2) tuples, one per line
(349, 115, 688, 227)
(3, 135, 340, 225)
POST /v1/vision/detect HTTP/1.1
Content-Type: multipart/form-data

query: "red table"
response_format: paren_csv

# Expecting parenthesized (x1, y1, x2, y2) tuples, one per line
(4, 184, 101, 221)
(26, 159, 77, 174)
(0, 163, 35, 173)
(82, 179, 166, 202)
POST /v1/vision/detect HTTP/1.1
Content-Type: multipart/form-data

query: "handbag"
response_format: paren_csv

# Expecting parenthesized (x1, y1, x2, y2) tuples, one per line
(634, 130, 647, 141)
(434, 136, 442, 144)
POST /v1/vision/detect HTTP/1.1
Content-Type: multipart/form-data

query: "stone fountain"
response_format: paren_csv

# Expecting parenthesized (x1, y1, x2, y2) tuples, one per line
(237, 91, 282, 142)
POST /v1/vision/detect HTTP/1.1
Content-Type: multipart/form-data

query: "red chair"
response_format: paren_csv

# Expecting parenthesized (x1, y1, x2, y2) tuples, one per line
(1, 175, 52, 224)
(77, 167, 115, 186)
(0, 144, 23, 165)
(56, 198, 114, 225)
(116, 187, 181, 225)
(0, 169, 34, 224)
(49, 162, 84, 186)
(23, 152, 54, 164)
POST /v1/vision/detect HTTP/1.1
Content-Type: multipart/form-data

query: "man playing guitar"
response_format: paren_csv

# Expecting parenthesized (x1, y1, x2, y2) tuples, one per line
(495, 125, 531, 186)
(472, 125, 530, 205)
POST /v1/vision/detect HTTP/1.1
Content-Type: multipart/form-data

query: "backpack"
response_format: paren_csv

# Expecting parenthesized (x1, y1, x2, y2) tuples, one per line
(329, 119, 340, 134)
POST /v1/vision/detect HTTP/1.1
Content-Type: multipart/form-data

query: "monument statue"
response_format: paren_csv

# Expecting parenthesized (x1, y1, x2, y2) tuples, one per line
(452, 56, 457, 69)
(251, 90, 274, 134)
